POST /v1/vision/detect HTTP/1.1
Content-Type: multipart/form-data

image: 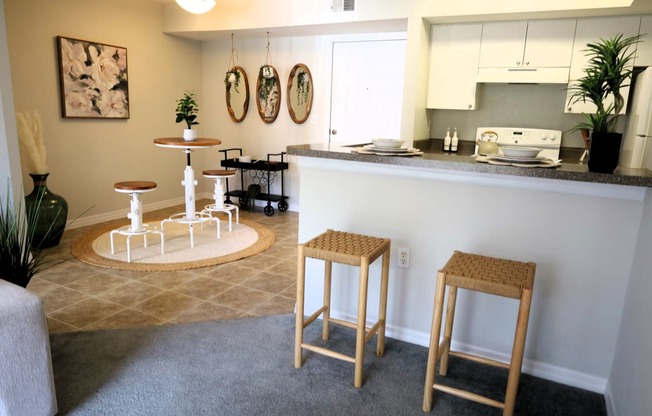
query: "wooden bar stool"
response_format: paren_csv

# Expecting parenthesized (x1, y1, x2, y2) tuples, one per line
(110, 181, 164, 263)
(202, 169, 239, 232)
(423, 251, 536, 415)
(294, 229, 391, 388)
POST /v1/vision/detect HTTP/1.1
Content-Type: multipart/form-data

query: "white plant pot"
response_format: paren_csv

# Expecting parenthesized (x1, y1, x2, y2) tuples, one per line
(183, 129, 197, 141)
(228, 73, 236, 83)
(262, 66, 274, 79)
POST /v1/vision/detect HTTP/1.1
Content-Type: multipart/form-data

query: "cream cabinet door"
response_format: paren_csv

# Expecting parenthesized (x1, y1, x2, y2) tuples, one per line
(524, 19, 576, 67)
(427, 23, 482, 110)
(565, 16, 641, 114)
(478, 21, 527, 68)
(479, 19, 575, 68)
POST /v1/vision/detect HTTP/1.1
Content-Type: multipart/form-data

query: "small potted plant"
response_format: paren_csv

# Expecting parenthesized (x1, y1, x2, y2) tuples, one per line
(224, 68, 241, 102)
(175, 91, 199, 141)
(567, 33, 642, 173)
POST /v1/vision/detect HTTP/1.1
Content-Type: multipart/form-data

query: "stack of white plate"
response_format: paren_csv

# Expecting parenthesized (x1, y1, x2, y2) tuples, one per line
(371, 138, 405, 149)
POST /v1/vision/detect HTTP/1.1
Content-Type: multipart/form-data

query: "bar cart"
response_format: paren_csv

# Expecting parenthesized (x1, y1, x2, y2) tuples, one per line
(219, 148, 289, 216)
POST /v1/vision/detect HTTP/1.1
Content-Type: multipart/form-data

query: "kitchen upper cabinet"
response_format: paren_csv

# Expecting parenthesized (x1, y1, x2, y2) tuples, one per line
(565, 16, 641, 114)
(478, 19, 576, 68)
(427, 23, 482, 110)
(635, 16, 652, 67)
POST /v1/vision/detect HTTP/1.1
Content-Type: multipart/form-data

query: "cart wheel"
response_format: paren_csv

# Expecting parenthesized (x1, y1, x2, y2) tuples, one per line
(264, 205, 275, 216)
(238, 197, 246, 206)
(278, 200, 288, 212)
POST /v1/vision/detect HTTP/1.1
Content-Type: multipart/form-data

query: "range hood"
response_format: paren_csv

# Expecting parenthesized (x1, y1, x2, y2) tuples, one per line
(477, 67, 570, 84)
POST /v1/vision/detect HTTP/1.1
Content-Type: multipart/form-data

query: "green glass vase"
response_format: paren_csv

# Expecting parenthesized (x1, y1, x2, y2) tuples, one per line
(24, 173, 68, 248)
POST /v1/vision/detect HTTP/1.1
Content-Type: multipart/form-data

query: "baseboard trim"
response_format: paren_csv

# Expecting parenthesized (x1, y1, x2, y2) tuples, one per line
(66, 195, 191, 229)
(331, 310, 607, 394)
(66, 192, 296, 229)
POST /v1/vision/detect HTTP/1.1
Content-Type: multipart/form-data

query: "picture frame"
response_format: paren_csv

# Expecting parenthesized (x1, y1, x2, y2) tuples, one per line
(56, 36, 129, 119)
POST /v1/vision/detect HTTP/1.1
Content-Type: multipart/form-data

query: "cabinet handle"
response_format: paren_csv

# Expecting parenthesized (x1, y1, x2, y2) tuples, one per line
(468, 104, 473, 109)
(517, 61, 521, 65)
(525, 61, 530, 66)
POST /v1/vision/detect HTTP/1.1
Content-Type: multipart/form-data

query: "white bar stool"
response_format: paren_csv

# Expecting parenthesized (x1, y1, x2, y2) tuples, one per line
(202, 169, 239, 232)
(110, 181, 164, 263)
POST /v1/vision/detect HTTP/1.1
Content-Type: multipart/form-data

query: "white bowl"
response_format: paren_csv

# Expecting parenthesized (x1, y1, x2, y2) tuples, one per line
(238, 155, 252, 163)
(371, 138, 405, 149)
(500, 146, 542, 158)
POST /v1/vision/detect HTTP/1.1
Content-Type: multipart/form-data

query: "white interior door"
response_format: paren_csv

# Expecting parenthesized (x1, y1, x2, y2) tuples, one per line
(329, 39, 406, 144)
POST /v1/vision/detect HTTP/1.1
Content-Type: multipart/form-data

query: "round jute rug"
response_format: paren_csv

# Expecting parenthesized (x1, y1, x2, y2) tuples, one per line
(71, 217, 275, 272)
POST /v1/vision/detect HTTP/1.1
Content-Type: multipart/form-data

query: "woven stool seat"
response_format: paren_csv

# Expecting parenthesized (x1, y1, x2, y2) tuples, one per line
(423, 251, 536, 415)
(302, 230, 389, 266)
(295, 229, 391, 388)
(441, 252, 534, 299)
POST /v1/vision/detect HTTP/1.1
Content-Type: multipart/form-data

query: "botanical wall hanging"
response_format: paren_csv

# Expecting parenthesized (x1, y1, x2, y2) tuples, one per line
(224, 34, 250, 123)
(287, 63, 313, 124)
(56, 36, 129, 119)
(256, 32, 280, 124)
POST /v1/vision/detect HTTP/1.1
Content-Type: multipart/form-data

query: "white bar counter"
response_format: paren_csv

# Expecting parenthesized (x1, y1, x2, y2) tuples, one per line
(287, 142, 652, 396)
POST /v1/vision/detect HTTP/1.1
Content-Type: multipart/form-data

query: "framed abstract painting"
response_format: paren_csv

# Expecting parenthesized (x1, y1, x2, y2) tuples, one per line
(56, 36, 129, 119)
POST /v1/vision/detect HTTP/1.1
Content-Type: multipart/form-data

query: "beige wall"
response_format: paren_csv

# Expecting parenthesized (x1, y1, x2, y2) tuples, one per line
(0, 0, 22, 202)
(4, 0, 202, 222)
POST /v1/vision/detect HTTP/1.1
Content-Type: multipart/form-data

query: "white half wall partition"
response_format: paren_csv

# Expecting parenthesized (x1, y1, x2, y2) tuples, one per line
(296, 155, 645, 394)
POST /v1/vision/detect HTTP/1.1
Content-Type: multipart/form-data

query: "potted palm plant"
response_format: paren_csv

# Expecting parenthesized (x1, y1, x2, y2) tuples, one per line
(175, 91, 200, 141)
(567, 33, 642, 173)
(0, 186, 46, 288)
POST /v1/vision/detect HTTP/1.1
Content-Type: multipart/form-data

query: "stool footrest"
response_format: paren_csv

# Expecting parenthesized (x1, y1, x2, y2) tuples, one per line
(329, 317, 357, 330)
(364, 320, 383, 343)
(433, 384, 505, 409)
(303, 306, 328, 328)
(301, 343, 356, 364)
(449, 351, 511, 369)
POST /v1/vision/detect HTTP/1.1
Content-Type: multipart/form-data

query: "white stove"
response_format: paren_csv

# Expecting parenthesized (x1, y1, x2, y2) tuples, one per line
(475, 127, 562, 160)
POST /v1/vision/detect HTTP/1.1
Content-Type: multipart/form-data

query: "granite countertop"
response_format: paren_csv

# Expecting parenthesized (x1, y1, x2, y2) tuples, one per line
(286, 140, 652, 188)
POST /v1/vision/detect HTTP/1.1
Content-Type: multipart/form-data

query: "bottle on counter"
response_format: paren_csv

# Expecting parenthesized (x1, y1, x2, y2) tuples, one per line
(451, 128, 459, 153)
(443, 127, 451, 152)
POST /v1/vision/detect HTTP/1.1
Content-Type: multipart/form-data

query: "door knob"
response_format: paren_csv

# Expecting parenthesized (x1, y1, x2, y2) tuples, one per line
(331, 129, 338, 135)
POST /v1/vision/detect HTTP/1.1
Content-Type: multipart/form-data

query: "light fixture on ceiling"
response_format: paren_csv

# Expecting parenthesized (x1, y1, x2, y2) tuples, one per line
(175, 0, 216, 14)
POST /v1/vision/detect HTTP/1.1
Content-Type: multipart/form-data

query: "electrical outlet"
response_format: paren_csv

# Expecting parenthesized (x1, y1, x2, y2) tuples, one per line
(398, 247, 410, 268)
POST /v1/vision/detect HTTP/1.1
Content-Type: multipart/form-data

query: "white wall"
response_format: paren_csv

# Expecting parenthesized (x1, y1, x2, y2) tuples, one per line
(4, 0, 203, 222)
(297, 157, 645, 392)
(201, 32, 409, 212)
(606, 188, 652, 416)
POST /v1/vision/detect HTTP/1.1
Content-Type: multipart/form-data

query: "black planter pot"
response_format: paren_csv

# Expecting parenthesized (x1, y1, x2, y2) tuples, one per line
(588, 132, 622, 174)
(24, 173, 68, 248)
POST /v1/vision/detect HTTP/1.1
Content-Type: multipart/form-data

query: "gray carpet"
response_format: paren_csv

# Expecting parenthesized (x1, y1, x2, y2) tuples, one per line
(50, 314, 606, 415)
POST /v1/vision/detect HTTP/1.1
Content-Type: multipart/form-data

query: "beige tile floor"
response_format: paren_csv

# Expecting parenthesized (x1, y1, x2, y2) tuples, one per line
(28, 200, 299, 334)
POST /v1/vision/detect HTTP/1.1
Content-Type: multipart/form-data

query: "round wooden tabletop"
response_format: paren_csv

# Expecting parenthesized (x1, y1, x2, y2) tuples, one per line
(154, 137, 221, 148)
